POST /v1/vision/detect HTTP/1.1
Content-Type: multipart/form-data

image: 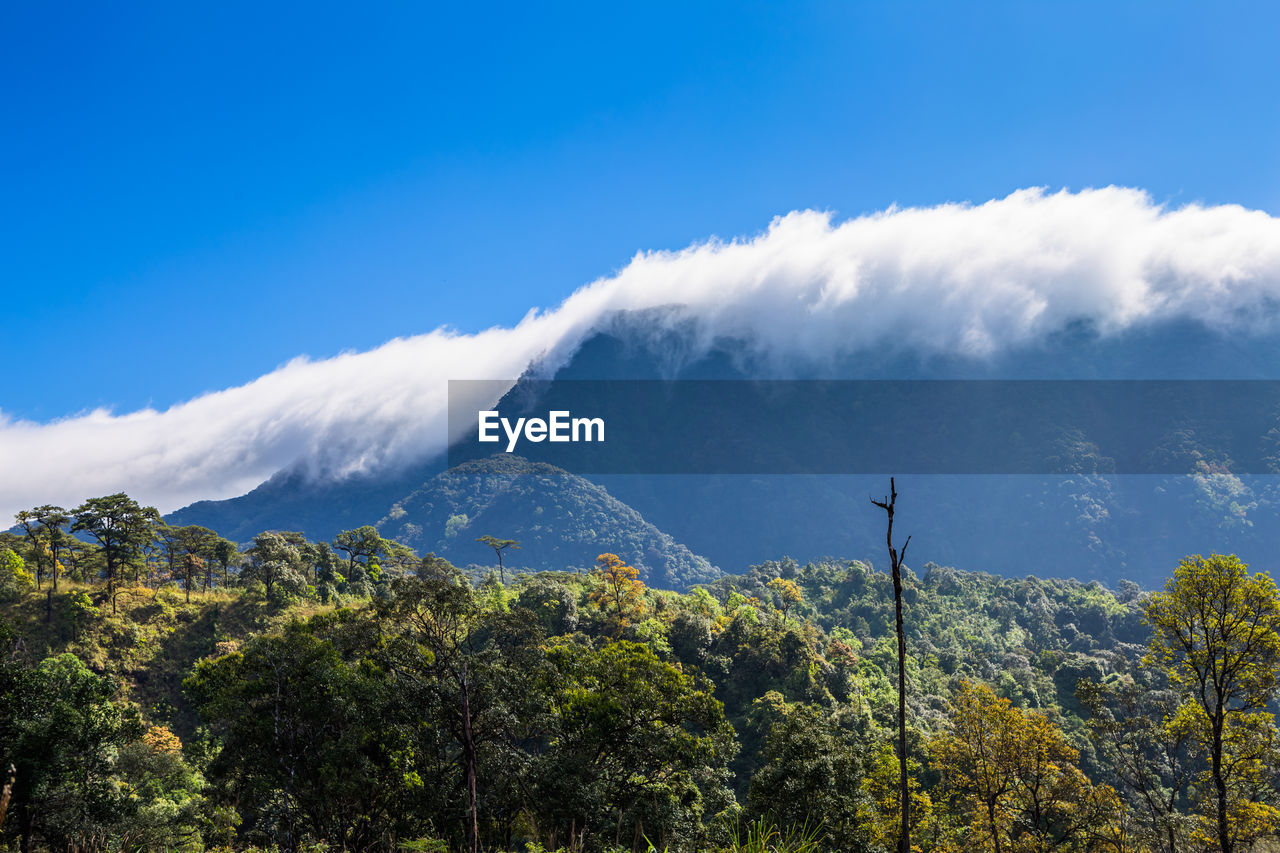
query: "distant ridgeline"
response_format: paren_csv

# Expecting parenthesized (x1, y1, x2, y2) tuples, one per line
(171, 312, 1280, 589)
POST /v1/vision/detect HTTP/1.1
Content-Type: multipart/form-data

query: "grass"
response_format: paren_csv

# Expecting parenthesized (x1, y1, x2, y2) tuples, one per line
(718, 816, 824, 853)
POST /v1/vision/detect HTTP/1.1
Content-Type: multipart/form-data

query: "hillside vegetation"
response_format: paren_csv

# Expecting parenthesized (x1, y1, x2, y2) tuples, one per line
(376, 456, 718, 588)
(5, 498, 1280, 851)
(171, 456, 719, 590)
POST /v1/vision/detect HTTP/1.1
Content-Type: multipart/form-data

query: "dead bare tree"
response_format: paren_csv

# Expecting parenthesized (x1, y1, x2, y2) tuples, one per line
(871, 477, 911, 853)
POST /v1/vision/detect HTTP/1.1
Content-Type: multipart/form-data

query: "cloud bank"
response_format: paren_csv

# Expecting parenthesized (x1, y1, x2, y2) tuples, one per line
(4, 186, 1280, 518)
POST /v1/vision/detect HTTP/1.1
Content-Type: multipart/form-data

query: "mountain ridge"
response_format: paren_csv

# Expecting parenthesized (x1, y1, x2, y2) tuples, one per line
(168, 312, 1280, 588)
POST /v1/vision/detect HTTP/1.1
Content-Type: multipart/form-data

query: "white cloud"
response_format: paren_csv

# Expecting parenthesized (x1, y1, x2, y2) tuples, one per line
(3, 186, 1280, 518)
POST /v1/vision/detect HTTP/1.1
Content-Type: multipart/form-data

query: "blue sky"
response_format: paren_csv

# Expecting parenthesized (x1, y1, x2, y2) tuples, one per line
(4, 1, 1279, 421)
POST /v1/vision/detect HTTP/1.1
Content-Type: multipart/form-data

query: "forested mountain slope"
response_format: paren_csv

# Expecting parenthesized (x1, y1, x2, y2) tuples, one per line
(376, 455, 719, 588)
(171, 455, 719, 589)
(169, 313, 1280, 589)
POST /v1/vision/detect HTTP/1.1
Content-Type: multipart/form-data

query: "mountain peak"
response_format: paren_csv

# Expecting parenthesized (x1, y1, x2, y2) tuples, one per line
(377, 454, 719, 589)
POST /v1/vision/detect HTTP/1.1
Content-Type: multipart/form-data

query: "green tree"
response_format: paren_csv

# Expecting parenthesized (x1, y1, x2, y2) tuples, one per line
(857, 742, 938, 853)
(113, 725, 205, 852)
(383, 577, 486, 853)
(475, 535, 519, 584)
(167, 525, 215, 601)
(767, 577, 803, 623)
(536, 639, 737, 851)
(333, 525, 388, 584)
(11, 510, 46, 589)
(381, 576, 549, 853)
(418, 551, 463, 583)
(187, 618, 406, 851)
(380, 539, 421, 576)
(515, 576, 579, 635)
(13, 505, 70, 592)
(1079, 677, 1196, 853)
(71, 493, 160, 613)
(745, 692, 869, 849)
(156, 522, 184, 587)
(210, 536, 240, 588)
(189, 525, 221, 592)
(932, 680, 1123, 853)
(180, 552, 203, 603)
(241, 531, 307, 605)
(1144, 554, 1280, 851)
(0, 549, 34, 602)
(310, 541, 348, 601)
(1, 653, 144, 851)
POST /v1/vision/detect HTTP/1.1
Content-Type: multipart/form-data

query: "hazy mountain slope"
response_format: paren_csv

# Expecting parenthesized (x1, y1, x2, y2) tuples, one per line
(167, 311, 1280, 587)
(537, 316, 1280, 582)
(165, 460, 442, 544)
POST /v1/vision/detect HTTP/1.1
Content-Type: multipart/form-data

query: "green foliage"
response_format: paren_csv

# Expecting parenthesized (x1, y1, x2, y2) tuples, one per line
(744, 693, 867, 849)
(535, 639, 737, 849)
(378, 456, 719, 588)
(0, 639, 203, 851)
(516, 575, 580, 634)
(1142, 553, 1280, 850)
(334, 524, 389, 579)
(718, 814, 825, 853)
(477, 535, 520, 577)
(12, 504, 1280, 853)
(64, 588, 99, 637)
(931, 680, 1121, 851)
(241, 531, 308, 605)
(71, 493, 161, 608)
(0, 547, 34, 601)
(187, 617, 412, 850)
(113, 725, 206, 851)
(1078, 676, 1196, 851)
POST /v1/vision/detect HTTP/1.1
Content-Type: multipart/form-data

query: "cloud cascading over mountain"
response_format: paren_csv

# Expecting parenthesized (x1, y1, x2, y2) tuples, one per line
(4, 186, 1280, 518)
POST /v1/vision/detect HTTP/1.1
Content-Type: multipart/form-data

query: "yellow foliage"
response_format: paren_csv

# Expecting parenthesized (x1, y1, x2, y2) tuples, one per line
(932, 681, 1124, 851)
(143, 724, 183, 754)
(0, 548, 34, 598)
(767, 577, 803, 622)
(588, 552, 645, 630)
(1144, 553, 1280, 850)
(856, 743, 936, 852)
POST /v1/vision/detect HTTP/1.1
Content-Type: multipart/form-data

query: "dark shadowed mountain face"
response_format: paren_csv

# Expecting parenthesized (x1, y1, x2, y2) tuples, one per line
(506, 313, 1280, 584)
(169, 311, 1280, 590)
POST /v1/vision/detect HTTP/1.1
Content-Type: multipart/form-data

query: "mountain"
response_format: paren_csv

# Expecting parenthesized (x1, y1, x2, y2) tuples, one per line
(467, 314, 1280, 583)
(169, 453, 719, 589)
(375, 454, 718, 588)
(166, 460, 439, 545)
(168, 310, 1280, 589)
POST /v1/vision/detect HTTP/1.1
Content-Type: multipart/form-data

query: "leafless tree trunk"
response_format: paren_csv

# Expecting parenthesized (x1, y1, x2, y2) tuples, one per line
(871, 477, 911, 853)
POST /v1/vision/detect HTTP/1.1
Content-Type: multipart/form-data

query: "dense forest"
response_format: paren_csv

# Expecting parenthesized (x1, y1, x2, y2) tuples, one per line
(3, 493, 1280, 852)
